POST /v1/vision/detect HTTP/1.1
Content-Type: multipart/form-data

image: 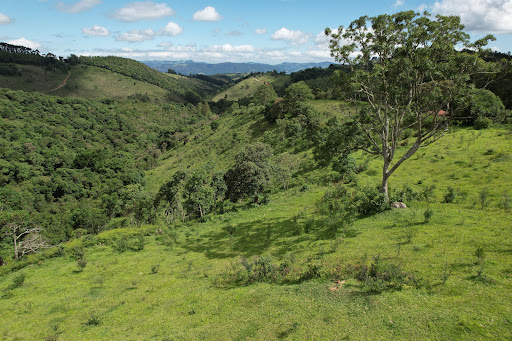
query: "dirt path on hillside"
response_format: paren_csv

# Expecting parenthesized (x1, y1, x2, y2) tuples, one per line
(47, 71, 71, 92)
(252, 77, 270, 86)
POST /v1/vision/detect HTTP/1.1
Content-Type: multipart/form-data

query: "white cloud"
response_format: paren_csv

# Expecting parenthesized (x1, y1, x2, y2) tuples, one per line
(113, 1, 175, 22)
(115, 29, 155, 42)
(82, 25, 110, 36)
(393, 0, 404, 6)
(202, 44, 255, 53)
(159, 22, 183, 36)
(255, 28, 267, 35)
(433, 0, 512, 33)
(7, 38, 41, 50)
(193, 6, 223, 22)
(0, 13, 13, 25)
(271, 28, 311, 45)
(56, 0, 102, 14)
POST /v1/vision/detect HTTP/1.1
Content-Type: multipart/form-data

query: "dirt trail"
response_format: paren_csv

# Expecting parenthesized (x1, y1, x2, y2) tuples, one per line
(252, 77, 270, 86)
(48, 71, 71, 92)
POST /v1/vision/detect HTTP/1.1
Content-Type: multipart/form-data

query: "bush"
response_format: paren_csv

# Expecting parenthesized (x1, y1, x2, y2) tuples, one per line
(7, 272, 26, 290)
(474, 117, 492, 130)
(331, 153, 357, 178)
(443, 187, 456, 203)
(424, 207, 434, 222)
(355, 187, 388, 217)
(76, 258, 88, 271)
(349, 254, 420, 293)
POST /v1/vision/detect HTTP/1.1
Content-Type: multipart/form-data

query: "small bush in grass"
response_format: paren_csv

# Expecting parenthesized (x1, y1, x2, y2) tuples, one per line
(151, 264, 160, 274)
(135, 234, 145, 251)
(420, 184, 436, 202)
(7, 272, 26, 290)
(113, 236, 129, 253)
(424, 207, 434, 223)
(76, 258, 88, 272)
(479, 189, 489, 208)
(443, 187, 456, 203)
(349, 254, 420, 293)
(475, 246, 486, 278)
(69, 245, 85, 260)
(499, 192, 511, 211)
(84, 311, 101, 326)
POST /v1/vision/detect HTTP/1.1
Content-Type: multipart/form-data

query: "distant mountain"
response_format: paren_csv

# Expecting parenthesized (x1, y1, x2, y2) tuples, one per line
(142, 60, 335, 75)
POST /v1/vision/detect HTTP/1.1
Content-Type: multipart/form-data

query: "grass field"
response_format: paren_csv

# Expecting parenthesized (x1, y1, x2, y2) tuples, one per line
(1, 122, 511, 340)
(212, 74, 290, 102)
(0, 65, 68, 93)
(53, 65, 169, 101)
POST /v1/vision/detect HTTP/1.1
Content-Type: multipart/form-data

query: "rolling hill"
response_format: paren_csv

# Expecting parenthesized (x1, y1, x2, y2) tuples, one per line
(1, 48, 512, 340)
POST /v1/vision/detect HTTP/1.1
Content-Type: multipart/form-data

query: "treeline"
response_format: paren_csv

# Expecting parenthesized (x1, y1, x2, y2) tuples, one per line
(0, 43, 67, 72)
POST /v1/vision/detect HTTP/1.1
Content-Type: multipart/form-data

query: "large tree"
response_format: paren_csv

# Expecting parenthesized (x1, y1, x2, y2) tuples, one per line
(325, 11, 499, 201)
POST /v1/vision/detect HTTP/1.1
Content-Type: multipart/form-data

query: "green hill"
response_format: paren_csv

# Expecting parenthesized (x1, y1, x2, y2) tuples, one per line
(1, 48, 512, 340)
(0, 57, 221, 103)
(212, 73, 290, 102)
(1, 119, 511, 339)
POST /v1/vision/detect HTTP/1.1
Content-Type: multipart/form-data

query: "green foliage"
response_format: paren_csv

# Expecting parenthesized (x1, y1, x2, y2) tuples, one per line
(325, 11, 499, 201)
(454, 88, 506, 126)
(331, 153, 357, 178)
(284, 81, 314, 104)
(349, 254, 420, 293)
(7, 272, 26, 290)
(76, 257, 88, 271)
(225, 142, 274, 203)
(423, 207, 434, 223)
(443, 187, 456, 203)
(252, 84, 278, 106)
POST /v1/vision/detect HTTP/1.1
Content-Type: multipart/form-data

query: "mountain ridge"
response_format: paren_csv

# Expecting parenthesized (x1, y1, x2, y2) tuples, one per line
(143, 60, 335, 75)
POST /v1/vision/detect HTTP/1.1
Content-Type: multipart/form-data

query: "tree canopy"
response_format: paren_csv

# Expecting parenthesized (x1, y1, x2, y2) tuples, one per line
(325, 11, 500, 201)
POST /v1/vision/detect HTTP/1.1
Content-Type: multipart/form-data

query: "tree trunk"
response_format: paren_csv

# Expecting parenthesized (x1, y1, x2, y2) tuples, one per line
(382, 157, 391, 203)
(13, 233, 18, 259)
(381, 175, 390, 203)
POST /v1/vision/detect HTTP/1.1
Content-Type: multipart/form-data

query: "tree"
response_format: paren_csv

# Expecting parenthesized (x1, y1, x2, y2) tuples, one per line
(184, 167, 215, 218)
(284, 81, 314, 104)
(155, 171, 187, 224)
(1, 210, 49, 259)
(325, 11, 498, 201)
(253, 84, 278, 106)
(225, 143, 273, 203)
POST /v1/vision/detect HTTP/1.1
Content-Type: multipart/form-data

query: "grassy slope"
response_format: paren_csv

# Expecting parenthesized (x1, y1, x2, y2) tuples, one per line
(53, 64, 168, 100)
(1, 107, 511, 340)
(212, 74, 290, 102)
(0, 63, 218, 101)
(0, 64, 68, 93)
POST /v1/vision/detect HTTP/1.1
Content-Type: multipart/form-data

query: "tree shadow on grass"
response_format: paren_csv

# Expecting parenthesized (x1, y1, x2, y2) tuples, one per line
(177, 213, 362, 260)
(178, 217, 316, 259)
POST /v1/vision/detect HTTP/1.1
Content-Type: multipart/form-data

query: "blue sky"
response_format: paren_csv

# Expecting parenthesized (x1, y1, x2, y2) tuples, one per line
(1, 0, 511, 63)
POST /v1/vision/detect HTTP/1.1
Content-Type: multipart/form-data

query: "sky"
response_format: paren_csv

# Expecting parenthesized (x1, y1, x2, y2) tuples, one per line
(1, 0, 511, 64)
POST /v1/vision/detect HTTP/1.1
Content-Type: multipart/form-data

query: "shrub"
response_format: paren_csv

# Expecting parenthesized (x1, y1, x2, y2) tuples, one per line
(349, 254, 419, 293)
(443, 187, 456, 203)
(151, 264, 160, 274)
(474, 117, 492, 130)
(424, 207, 434, 223)
(76, 258, 88, 271)
(331, 153, 357, 177)
(479, 189, 489, 208)
(355, 187, 388, 217)
(8, 272, 26, 290)
(84, 311, 101, 326)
